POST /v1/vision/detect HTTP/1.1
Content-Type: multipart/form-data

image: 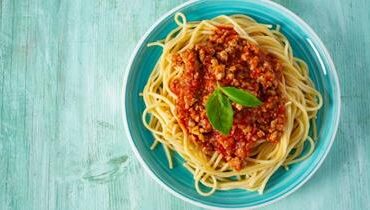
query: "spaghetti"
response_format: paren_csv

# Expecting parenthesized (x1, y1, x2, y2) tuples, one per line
(141, 13, 322, 196)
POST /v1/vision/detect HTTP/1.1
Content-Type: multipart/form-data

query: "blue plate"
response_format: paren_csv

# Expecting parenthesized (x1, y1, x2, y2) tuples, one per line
(122, 0, 340, 209)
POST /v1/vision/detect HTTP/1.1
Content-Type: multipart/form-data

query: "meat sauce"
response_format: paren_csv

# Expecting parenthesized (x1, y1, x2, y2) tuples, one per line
(170, 27, 286, 170)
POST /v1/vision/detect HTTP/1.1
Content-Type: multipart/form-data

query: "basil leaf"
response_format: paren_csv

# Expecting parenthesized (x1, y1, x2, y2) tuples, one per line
(219, 86, 262, 107)
(206, 89, 234, 135)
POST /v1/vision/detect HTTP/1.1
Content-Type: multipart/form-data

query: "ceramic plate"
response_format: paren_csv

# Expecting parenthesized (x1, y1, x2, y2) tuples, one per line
(122, 0, 340, 208)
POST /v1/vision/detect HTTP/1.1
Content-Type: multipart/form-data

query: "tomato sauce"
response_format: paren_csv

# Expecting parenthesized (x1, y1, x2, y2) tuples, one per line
(170, 28, 286, 170)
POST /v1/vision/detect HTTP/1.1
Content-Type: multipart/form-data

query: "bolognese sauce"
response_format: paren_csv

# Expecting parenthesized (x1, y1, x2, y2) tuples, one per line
(170, 27, 286, 170)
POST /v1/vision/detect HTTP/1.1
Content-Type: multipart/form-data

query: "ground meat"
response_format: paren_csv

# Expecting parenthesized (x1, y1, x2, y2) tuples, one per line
(170, 27, 286, 171)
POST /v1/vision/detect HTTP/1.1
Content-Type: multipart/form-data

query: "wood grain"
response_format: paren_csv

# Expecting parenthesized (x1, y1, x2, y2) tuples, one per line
(0, 0, 369, 209)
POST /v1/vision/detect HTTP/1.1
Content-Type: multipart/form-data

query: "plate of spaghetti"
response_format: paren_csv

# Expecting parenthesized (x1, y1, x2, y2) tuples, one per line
(122, 0, 340, 209)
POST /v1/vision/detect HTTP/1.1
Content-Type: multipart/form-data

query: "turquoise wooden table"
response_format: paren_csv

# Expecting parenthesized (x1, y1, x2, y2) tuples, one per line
(1, 0, 369, 209)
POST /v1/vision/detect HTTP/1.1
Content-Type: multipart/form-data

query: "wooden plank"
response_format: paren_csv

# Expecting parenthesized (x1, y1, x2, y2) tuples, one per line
(0, 0, 369, 210)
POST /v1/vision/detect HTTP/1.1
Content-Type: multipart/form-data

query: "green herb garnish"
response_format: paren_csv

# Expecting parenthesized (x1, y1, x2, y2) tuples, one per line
(205, 86, 262, 135)
(206, 89, 234, 135)
(219, 86, 262, 107)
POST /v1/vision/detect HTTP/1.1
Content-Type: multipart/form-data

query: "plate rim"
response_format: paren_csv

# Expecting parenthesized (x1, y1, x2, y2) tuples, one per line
(121, 0, 341, 209)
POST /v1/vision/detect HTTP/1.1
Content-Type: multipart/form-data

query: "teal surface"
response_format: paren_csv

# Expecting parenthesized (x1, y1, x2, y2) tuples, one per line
(124, 0, 339, 209)
(0, 0, 369, 210)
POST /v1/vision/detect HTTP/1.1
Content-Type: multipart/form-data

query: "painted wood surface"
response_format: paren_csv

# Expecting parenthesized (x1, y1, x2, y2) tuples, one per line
(0, 0, 369, 209)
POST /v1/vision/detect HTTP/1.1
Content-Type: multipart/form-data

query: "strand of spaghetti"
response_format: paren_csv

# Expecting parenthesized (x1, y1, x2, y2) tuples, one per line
(286, 137, 316, 166)
(162, 143, 173, 169)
